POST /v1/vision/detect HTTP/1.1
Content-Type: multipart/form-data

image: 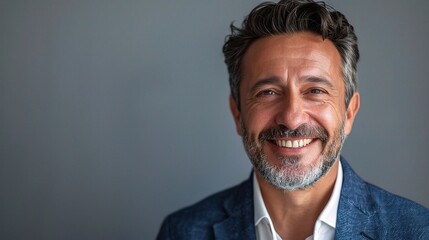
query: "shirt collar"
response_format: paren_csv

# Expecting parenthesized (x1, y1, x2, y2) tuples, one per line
(318, 160, 343, 228)
(253, 172, 271, 226)
(253, 161, 344, 229)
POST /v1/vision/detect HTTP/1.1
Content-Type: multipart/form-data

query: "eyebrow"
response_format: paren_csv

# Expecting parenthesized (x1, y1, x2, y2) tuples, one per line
(249, 77, 282, 93)
(301, 75, 335, 89)
(249, 75, 335, 93)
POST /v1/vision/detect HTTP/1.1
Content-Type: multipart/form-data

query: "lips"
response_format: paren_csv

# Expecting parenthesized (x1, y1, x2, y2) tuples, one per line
(272, 138, 313, 148)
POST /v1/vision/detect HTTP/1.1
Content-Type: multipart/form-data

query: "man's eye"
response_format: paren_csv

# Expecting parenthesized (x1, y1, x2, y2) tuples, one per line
(310, 89, 324, 94)
(258, 90, 276, 96)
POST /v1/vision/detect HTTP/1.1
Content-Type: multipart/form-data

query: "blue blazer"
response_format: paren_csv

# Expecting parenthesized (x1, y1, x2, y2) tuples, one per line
(157, 157, 429, 239)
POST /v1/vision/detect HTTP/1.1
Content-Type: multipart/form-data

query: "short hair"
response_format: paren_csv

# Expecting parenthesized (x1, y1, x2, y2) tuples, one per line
(222, 0, 359, 109)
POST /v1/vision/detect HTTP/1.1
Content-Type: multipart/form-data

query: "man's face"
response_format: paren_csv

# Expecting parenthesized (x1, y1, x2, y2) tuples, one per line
(230, 32, 360, 190)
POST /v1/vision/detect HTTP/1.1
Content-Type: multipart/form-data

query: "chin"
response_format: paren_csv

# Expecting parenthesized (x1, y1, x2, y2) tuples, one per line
(255, 152, 338, 191)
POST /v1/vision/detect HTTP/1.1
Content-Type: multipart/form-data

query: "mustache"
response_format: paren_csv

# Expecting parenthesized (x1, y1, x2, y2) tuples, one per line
(259, 124, 328, 143)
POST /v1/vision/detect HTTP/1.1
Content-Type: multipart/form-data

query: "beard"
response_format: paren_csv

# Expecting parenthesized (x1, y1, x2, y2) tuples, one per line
(242, 120, 346, 191)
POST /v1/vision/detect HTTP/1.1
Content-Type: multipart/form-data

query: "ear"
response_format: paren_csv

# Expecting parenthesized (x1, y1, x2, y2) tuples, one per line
(344, 92, 360, 136)
(229, 96, 243, 136)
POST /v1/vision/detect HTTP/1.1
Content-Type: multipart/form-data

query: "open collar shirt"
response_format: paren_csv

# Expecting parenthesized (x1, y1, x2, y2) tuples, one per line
(253, 161, 343, 240)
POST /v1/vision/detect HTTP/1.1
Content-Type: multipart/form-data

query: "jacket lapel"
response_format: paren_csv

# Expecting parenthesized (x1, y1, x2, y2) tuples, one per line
(213, 175, 256, 240)
(335, 158, 380, 240)
(211, 159, 381, 239)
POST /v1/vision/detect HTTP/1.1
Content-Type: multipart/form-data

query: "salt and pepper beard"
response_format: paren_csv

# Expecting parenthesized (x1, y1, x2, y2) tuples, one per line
(241, 120, 346, 191)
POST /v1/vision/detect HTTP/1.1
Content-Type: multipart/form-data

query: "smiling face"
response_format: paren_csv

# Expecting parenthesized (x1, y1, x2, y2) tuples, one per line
(230, 32, 360, 190)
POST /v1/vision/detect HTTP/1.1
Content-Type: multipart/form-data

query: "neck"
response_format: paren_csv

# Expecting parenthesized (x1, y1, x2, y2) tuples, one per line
(256, 160, 339, 240)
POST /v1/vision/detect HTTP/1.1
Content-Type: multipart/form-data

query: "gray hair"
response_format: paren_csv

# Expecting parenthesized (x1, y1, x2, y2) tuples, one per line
(222, 0, 359, 109)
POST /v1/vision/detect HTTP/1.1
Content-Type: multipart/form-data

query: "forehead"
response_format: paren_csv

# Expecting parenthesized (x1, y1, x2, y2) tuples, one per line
(241, 32, 343, 86)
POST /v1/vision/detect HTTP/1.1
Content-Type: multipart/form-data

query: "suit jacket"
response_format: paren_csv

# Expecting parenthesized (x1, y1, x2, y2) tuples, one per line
(157, 157, 429, 239)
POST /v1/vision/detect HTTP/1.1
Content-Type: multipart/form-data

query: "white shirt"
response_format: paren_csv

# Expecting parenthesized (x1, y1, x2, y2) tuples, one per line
(253, 161, 343, 240)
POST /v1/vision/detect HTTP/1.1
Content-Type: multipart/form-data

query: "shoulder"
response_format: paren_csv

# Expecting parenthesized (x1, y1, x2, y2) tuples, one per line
(156, 178, 252, 239)
(165, 183, 241, 226)
(365, 181, 429, 225)
(339, 158, 429, 238)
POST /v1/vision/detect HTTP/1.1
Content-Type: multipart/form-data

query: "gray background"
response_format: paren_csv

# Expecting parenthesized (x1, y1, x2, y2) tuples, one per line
(1, 0, 428, 239)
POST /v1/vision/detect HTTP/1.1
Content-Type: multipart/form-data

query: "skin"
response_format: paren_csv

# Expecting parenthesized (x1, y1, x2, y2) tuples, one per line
(229, 32, 360, 239)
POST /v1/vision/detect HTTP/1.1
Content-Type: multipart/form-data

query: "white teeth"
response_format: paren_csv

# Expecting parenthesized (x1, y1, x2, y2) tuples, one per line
(275, 139, 313, 148)
(292, 141, 299, 148)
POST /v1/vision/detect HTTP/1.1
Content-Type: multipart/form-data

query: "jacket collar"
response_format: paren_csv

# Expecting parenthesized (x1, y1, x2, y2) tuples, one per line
(335, 157, 379, 240)
(211, 157, 379, 240)
(213, 173, 256, 240)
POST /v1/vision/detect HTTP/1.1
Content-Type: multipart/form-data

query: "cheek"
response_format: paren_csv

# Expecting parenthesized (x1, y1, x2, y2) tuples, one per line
(307, 102, 344, 132)
(243, 107, 274, 134)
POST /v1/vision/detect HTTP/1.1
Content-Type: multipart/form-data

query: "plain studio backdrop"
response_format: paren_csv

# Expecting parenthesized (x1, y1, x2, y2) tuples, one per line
(1, 0, 428, 239)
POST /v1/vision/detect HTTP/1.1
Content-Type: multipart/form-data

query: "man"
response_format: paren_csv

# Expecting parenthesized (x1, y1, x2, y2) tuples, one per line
(157, 0, 429, 239)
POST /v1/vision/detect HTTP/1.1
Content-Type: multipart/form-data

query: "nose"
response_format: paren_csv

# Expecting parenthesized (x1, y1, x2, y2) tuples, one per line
(275, 93, 308, 130)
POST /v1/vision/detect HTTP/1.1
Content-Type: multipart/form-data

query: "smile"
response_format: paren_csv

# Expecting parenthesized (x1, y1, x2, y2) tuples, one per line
(273, 139, 313, 148)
